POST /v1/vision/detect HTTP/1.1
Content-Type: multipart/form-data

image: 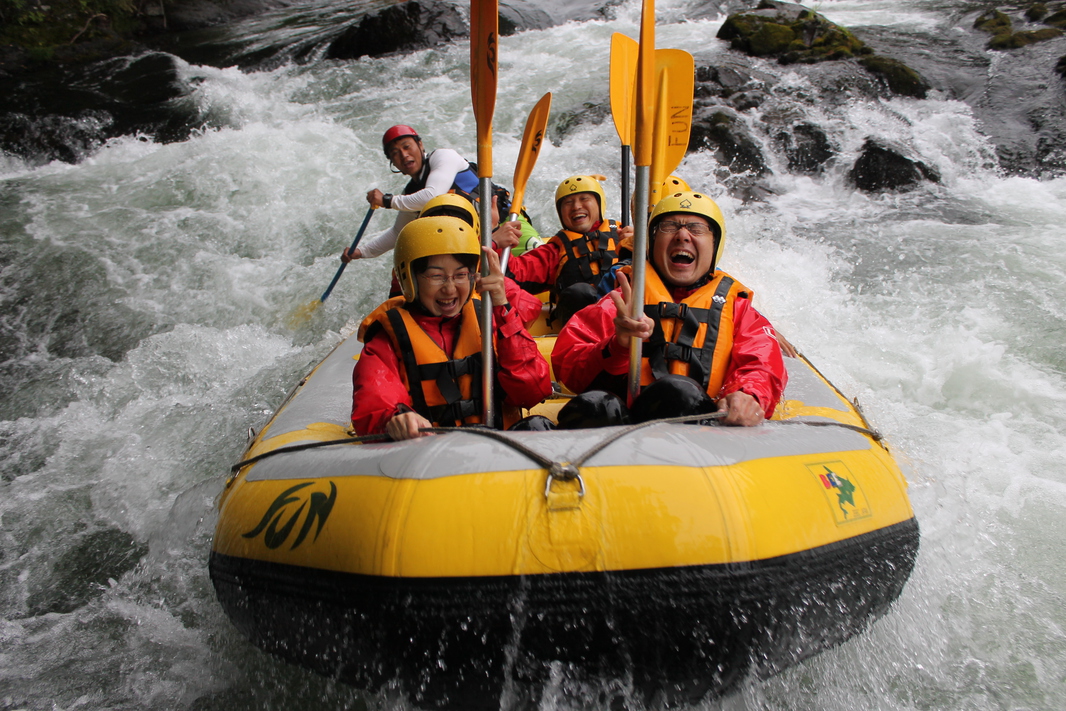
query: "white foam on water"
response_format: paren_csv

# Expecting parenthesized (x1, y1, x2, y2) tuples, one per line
(2, 0, 1066, 708)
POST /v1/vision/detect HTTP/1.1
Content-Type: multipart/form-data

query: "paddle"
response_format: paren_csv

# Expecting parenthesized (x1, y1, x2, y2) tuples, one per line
(471, 0, 499, 425)
(627, 0, 656, 405)
(610, 33, 638, 227)
(649, 49, 694, 207)
(501, 91, 552, 272)
(286, 206, 376, 326)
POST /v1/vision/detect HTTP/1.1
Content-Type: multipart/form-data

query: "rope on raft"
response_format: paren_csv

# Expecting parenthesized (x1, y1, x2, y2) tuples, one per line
(229, 414, 880, 476)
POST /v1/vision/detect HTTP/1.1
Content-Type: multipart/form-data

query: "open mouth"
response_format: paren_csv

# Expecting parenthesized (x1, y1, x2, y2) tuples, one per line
(670, 250, 695, 265)
(436, 297, 459, 311)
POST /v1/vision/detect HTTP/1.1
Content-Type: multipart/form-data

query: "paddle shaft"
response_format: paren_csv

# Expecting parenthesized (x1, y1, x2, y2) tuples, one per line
(621, 145, 631, 227)
(320, 206, 375, 302)
(627, 166, 650, 404)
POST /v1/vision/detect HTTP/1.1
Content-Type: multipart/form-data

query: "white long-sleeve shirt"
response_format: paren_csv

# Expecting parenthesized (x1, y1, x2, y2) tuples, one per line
(358, 149, 473, 258)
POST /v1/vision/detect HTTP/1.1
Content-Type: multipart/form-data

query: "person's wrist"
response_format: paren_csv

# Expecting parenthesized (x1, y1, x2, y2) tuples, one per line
(382, 193, 393, 209)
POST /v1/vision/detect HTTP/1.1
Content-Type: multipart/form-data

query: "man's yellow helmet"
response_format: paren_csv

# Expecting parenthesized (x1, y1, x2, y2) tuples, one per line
(394, 216, 481, 302)
(554, 175, 607, 220)
(419, 193, 480, 236)
(649, 191, 727, 269)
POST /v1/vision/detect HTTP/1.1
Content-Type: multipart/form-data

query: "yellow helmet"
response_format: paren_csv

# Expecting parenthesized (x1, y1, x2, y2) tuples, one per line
(394, 216, 481, 302)
(648, 191, 727, 269)
(554, 175, 607, 220)
(419, 193, 480, 236)
(662, 175, 691, 192)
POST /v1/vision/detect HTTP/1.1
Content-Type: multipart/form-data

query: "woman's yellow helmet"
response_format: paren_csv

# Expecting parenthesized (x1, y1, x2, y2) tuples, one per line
(394, 216, 481, 302)
(419, 193, 481, 236)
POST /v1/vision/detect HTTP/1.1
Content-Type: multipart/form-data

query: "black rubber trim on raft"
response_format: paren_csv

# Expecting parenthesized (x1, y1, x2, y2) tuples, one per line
(210, 517, 919, 709)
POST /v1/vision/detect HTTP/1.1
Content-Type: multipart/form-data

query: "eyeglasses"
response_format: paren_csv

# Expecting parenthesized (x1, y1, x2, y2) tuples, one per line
(418, 270, 473, 287)
(655, 220, 712, 236)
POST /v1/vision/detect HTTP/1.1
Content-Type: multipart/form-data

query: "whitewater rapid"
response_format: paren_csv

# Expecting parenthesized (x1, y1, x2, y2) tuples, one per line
(1, 0, 1065, 708)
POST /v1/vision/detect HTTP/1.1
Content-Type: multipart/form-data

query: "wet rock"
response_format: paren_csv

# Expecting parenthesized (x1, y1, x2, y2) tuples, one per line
(774, 122, 834, 174)
(716, 1, 928, 101)
(1047, 9, 1066, 28)
(550, 101, 613, 145)
(0, 51, 198, 165)
(689, 107, 769, 177)
(1057, 54, 1066, 77)
(848, 138, 941, 192)
(26, 528, 148, 616)
(1026, 3, 1049, 22)
(716, 0, 868, 64)
(498, 0, 554, 35)
(974, 9, 1013, 35)
(857, 55, 930, 98)
(987, 27, 1064, 50)
(694, 61, 773, 101)
(325, 0, 467, 60)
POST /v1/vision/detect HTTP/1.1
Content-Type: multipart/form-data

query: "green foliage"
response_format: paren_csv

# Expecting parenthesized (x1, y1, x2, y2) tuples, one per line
(0, 0, 141, 49)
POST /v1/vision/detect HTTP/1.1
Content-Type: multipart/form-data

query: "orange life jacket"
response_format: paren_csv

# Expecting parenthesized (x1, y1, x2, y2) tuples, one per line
(639, 267, 752, 397)
(359, 297, 519, 429)
(551, 219, 622, 291)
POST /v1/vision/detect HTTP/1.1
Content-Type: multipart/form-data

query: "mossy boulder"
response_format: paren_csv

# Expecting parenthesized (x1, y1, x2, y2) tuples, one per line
(858, 55, 930, 98)
(1045, 9, 1066, 27)
(974, 9, 1013, 34)
(987, 27, 1064, 49)
(1025, 3, 1048, 21)
(717, 0, 868, 64)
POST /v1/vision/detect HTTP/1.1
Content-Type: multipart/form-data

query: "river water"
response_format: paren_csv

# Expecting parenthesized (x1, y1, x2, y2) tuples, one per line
(1, 0, 1065, 708)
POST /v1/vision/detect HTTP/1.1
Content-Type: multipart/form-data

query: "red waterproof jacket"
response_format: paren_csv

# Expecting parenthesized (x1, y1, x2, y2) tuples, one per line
(551, 276, 787, 418)
(352, 281, 551, 435)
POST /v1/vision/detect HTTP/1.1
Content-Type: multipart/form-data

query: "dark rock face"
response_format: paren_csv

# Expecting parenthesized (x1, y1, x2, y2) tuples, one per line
(848, 138, 941, 192)
(0, 51, 199, 165)
(325, 0, 467, 60)
(689, 107, 769, 177)
(775, 122, 834, 174)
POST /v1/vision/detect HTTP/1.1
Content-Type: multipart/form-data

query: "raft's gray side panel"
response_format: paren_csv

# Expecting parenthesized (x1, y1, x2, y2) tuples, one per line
(246, 342, 874, 482)
(245, 423, 871, 482)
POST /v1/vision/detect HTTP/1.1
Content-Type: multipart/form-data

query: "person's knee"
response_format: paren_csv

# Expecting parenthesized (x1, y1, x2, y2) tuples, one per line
(630, 375, 716, 424)
(556, 390, 630, 429)
(509, 415, 556, 431)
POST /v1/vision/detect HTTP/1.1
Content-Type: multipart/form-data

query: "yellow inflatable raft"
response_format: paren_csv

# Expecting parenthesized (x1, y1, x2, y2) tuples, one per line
(210, 332, 918, 708)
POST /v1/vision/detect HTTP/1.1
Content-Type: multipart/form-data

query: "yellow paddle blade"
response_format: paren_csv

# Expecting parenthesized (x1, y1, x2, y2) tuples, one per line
(610, 33, 638, 147)
(649, 49, 694, 207)
(509, 92, 552, 217)
(470, 0, 498, 177)
(285, 299, 322, 328)
(633, 0, 656, 167)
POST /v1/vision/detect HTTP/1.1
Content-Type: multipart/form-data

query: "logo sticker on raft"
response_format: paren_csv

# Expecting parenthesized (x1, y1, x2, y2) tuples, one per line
(807, 462, 871, 524)
(242, 481, 337, 550)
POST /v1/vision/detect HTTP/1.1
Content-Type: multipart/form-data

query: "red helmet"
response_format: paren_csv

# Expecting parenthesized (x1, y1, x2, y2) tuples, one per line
(382, 125, 420, 155)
